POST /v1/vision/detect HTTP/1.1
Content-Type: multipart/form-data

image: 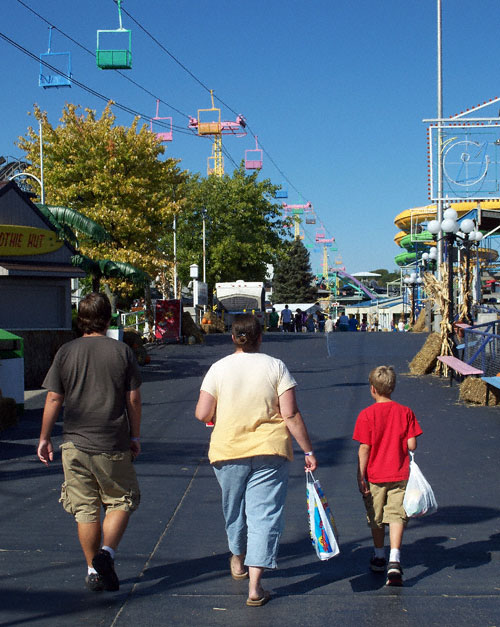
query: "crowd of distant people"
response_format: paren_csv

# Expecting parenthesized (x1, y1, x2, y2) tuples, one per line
(268, 306, 389, 333)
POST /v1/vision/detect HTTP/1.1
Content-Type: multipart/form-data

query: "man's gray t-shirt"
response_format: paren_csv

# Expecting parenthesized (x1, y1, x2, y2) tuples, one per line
(43, 336, 142, 453)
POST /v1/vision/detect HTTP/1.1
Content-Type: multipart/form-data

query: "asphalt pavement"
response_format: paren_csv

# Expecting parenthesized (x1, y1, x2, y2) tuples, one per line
(1, 331, 499, 626)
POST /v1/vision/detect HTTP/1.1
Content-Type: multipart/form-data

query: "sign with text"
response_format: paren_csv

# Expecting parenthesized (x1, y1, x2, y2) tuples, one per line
(0, 225, 63, 256)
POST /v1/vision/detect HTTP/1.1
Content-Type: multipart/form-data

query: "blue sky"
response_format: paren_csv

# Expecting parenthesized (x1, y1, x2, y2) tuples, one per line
(1, 0, 500, 276)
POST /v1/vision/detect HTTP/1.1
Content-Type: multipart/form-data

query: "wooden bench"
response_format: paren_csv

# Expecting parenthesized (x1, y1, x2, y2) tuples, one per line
(437, 355, 484, 386)
(455, 339, 480, 356)
(481, 376, 500, 404)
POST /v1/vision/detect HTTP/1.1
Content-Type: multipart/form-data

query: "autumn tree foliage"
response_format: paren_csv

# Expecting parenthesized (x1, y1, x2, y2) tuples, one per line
(18, 103, 187, 297)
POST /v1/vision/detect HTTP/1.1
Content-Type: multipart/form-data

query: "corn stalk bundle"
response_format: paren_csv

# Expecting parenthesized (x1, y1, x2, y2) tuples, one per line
(423, 264, 453, 375)
(457, 259, 472, 323)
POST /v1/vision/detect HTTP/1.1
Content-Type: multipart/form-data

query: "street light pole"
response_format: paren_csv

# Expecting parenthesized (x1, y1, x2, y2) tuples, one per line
(436, 0, 444, 278)
(202, 208, 207, 284)
(39, 119, 45, 205)
(173, 214, 177, 300)
(428, 210, 483, 342)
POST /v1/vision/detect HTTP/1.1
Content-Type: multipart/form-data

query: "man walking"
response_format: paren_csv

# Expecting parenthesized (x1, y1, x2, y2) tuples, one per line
(280, 304, 293, 332)
(37, 292, 142, 592)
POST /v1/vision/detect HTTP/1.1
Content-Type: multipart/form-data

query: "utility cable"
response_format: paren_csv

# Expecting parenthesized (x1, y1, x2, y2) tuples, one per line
(13, 0, 242, 166)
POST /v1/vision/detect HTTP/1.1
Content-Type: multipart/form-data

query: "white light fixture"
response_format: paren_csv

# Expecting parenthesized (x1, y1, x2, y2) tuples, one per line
(441, 218, 457, 233)
(460, 219, 475, 234)
(427, 219, 441, 235)
(443, 207, 458, 221)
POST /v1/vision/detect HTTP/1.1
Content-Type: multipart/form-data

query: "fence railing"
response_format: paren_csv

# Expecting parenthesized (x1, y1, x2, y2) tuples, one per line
(119, 310, 146, 334)
(462, 322, 500, 376)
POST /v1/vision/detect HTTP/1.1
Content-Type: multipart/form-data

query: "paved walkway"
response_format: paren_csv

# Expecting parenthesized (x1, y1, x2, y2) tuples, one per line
(1, 332, 499, 626)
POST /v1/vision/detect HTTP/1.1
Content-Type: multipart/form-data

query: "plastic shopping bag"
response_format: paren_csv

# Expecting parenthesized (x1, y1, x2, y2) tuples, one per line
(306, 471, 340, 560)
(403, 452, 438, 518)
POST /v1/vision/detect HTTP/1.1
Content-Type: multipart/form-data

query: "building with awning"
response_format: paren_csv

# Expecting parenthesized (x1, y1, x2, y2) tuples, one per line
(0, 181, 85, 387)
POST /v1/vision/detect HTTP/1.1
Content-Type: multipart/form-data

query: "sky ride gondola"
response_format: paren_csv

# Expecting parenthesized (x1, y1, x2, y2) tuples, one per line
(150, 100, 173, 142)
(39, 26, 71, 88)
(274, 188, 288, 199)
(96, 0, 132, 70)
(188, 90, 246, 176)
(305, 204, 316, 224)
(245, 136, 263, 170)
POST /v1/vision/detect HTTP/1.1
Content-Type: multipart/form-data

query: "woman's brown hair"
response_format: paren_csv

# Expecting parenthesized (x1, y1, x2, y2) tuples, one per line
(232, 314, 262, 352)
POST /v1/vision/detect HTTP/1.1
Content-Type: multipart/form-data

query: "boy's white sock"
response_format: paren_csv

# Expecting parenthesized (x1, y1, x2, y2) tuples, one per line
(102, 545, 115, 560)
(389, 548, 401, 563)
(88, 566, 98, 575)
(374, 547, 385, 559)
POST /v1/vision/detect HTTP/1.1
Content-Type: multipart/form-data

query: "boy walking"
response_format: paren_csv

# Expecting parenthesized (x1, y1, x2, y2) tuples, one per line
(38, 293, 142, 592)
(353, 365, 422, 586)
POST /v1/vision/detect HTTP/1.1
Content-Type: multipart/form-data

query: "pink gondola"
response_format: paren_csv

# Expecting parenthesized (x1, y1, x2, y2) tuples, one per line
(245, 136, 263, 170)
(150, 99, 173, 142)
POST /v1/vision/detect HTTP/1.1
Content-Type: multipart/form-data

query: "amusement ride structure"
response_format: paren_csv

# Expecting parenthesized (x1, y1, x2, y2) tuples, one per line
(188, 90, 247, 176)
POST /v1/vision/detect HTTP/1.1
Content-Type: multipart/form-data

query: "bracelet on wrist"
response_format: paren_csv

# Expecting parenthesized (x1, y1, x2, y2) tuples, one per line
(131, 437, 140, 442)
(304, 451, 314, 456)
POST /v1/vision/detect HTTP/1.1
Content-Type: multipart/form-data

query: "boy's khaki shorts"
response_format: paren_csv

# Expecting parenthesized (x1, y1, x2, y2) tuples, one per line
(60, 442, 140, 523)
(363, 480, 408, 528)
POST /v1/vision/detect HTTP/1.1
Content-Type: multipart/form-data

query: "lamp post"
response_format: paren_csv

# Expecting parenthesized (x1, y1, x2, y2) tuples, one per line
(427, 206, 483, 331)
(421, 245, 438, 272)
(202, 208, 207, 284)
(404, 272, 423, 325)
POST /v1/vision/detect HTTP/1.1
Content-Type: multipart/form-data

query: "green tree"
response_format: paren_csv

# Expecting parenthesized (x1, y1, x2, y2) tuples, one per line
(272, 239, 318, 303)
(371, 268, 400, 287)
(169, 164, 285, 298)
(17, 103, 187, 298)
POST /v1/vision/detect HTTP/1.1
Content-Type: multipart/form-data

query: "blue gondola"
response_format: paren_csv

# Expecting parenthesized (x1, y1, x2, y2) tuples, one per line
(39, 27, 71, 88)
(96, 0, 132, 70)
(275, 188, 288, 198)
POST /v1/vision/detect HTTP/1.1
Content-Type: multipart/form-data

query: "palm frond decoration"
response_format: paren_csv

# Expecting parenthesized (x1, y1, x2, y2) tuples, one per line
(36, 204, 112, 244)
(72, 255, 149, 285)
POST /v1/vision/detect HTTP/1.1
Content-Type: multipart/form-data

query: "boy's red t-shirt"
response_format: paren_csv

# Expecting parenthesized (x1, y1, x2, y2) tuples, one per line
(353, 401, 422, 483)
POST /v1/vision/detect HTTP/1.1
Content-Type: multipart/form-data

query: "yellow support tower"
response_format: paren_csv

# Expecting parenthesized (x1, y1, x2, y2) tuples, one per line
(322, 245, 329, 279)
(207, 135, 224, 177)
(189, 89, 247, 178)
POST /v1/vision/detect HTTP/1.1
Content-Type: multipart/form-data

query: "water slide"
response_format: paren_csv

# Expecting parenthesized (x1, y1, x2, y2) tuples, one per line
(331, 269, 378, 300)
(394, 200, 500, 266)
(393, 200, 500, 231)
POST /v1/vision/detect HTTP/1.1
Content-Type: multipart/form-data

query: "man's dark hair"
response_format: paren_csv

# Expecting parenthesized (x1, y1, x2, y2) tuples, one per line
(77, 292, 112, 334)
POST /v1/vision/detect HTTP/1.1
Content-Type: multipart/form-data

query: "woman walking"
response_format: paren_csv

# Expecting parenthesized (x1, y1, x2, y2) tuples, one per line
(195, 314, 317, 607)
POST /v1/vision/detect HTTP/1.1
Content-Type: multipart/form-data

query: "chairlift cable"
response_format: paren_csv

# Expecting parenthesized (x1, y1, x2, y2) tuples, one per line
(15, 0, 191, 124)
(0, 30, 195, 138)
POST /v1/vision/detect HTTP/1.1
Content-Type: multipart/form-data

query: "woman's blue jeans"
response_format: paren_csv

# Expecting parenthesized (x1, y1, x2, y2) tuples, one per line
(213, 455, 289, 569)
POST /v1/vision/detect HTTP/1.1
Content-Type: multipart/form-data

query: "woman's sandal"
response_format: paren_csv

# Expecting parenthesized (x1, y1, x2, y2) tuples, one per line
(246, 590, 271, 607)
(229, 557, 248, 580)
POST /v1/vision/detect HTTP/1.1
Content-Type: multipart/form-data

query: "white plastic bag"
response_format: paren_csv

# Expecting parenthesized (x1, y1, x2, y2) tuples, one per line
(403, 452, 438, 517)
(306, 471, 340, 560)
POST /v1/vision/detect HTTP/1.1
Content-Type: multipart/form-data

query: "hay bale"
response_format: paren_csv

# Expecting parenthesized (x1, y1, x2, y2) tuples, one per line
(409, 332, 441, 375)
(459, 377, 500, 406)
(412, 308, 428, 333)
(182, 312, 204, 343)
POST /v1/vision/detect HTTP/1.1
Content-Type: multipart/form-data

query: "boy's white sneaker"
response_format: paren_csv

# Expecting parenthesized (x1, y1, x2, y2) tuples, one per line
(386, 561, 403, 586)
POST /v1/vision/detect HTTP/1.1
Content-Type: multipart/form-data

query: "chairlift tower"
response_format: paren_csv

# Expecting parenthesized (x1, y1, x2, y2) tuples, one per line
(188, 90, 247, 177)
(282, 202, 312, 239)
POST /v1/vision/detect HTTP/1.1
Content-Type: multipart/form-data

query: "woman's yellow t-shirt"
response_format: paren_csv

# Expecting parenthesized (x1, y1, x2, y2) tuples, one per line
(201, 352, 297, 464)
